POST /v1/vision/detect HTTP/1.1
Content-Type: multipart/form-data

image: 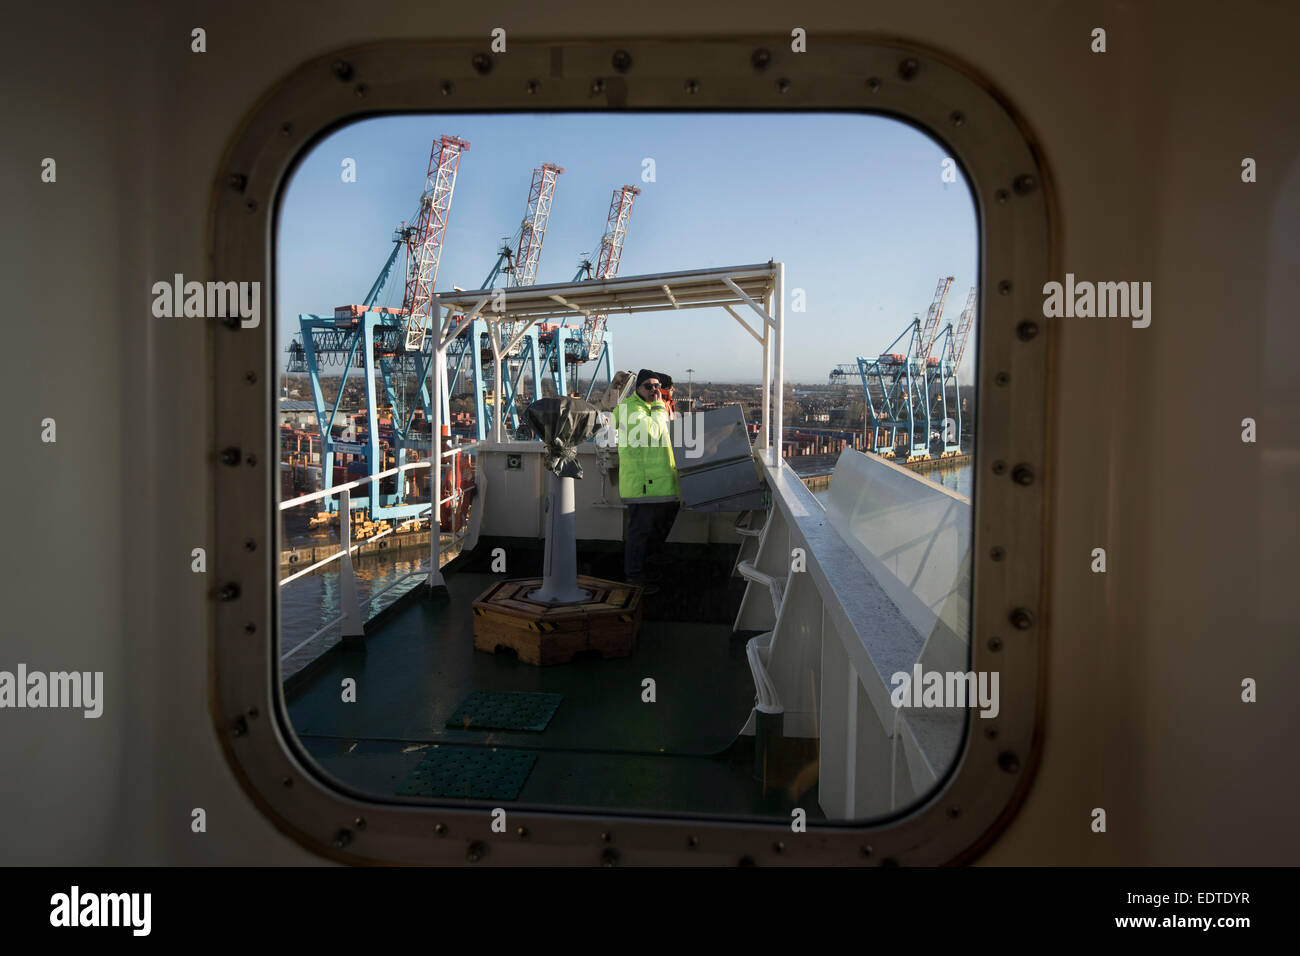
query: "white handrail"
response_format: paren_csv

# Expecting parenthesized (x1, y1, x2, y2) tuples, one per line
(278, 442, 479, 658)
(279, 488, 469, 587)
(280, 569, 427, 662)
(279, 461, 426, 510)
(279, 524, 398, 586)
(278, 442, 477, 510)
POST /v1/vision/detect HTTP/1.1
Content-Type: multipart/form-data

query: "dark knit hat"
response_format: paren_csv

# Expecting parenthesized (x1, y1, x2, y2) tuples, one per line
(635, 368, 657, 387)
(656, 372, 673, 390)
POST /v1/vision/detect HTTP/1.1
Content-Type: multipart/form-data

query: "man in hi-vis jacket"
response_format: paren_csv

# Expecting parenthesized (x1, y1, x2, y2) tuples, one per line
(616, 369, 680, 594)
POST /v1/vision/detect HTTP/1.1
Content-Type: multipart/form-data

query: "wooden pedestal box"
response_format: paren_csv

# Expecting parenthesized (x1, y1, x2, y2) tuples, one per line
(471, 576, 644, 666)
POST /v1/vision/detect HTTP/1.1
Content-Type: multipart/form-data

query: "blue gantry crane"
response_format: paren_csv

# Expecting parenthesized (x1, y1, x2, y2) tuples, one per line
(285, 146, 645, 512)
(284, 134, 469, 519)
(535, 184, 639, 402)
(442, 176, 637, 440)
(829, 280, 974, 462)
(830, 319, 933, 461)
(443, 163, 564, 440)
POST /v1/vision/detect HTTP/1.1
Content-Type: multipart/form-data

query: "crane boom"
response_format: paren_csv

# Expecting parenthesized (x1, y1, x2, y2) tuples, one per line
(445, 162, 565, 438)
(952, 286, 976, 368)
(512, 163, 564, 288)
(919, 276, 955, 358)
(481, 163, 565, 291)
(579, 185, 640, 359)
(493, 164, 564, 351)
(402, 134, 470, 352)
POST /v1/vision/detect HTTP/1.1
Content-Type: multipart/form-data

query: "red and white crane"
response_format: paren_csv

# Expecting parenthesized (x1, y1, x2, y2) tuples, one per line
(919, 275, 955, 359)
(952, 286, 977, 368)
(575, 184, 640, 360)
(511, 163, 564, 288)
(490, 163, 564, 355)
(401, 134, 470, 352)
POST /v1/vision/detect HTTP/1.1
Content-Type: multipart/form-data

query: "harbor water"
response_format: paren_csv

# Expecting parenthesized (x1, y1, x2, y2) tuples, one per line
(279, 555, 426, 659)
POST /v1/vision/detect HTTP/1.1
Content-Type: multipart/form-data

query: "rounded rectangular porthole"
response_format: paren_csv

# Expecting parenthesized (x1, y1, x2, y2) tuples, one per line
(212, 38, 1052, 865)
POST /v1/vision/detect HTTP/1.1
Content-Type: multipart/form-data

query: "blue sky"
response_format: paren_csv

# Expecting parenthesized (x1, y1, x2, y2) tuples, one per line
(276, 113, 978, 383)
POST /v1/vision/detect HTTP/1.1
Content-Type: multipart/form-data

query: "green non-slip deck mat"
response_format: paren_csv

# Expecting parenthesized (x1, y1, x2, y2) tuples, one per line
(445, 690, 563, 732)
(286, 571, 753, 754)
(396, 746, 538, 800)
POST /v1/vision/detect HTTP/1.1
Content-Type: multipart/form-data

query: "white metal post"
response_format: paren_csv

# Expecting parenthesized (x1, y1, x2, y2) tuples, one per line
(362, 313, 382, 511)
(338, 487, 364, 639)
(439, 338, 451, 433)
(491, 322, 504, 445)
(428, 341, 447, 593)
(774, 262, 785, 468)
(529, 472, 591, 604)
(452, 447, 461, 538)
(761, 324, 770, 455)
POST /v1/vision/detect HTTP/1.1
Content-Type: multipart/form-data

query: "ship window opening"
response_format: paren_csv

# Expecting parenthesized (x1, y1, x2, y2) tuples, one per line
(272, 111, 978, 823)
(212, 38, 1051, 864)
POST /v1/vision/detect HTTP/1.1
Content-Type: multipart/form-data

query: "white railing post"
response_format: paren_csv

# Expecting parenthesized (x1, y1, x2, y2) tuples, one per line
(280, 456, 473, 662)
(338, 486, 365, 642)
(774, 262, 785, 468)
(428, 341, 449, 596)
(453, 447, 461, 538)
(761, 323, 770, 456)
(491, 325, 504, 444)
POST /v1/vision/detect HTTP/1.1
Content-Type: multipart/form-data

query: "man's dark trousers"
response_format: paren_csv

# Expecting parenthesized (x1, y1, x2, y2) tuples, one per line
(624, 501, 680, 582)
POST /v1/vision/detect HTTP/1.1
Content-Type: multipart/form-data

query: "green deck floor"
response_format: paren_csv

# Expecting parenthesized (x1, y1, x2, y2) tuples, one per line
(285, 543, 823, 819)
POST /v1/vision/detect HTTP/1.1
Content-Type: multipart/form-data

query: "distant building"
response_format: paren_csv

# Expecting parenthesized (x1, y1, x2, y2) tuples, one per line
(279, 399, 320, 431)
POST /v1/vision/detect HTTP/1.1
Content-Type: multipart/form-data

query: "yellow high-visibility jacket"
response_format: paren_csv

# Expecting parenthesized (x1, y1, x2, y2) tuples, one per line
(616, 392, 679, 502)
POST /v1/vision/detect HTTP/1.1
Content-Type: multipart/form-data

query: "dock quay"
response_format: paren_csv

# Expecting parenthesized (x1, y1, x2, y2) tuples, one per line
(906, 453, 972, 473)
(281, 528, 448, 569)
(789, 451, 972, 490)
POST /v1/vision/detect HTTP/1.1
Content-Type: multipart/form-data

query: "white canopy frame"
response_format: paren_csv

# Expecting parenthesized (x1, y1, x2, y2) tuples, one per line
(422, 262, 784, 587)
